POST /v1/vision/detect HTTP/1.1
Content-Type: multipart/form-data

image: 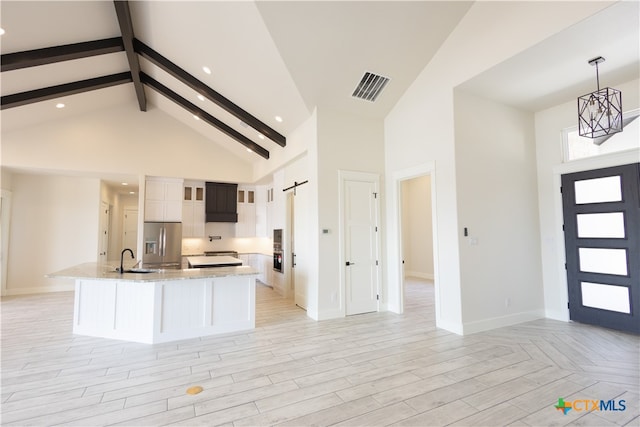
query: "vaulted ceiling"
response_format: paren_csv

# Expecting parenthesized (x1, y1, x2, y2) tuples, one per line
(1, 1, 639, 167)
(0, 0, 473, 163)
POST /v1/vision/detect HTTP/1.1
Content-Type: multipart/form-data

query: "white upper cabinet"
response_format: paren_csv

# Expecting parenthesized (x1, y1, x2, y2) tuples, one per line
(144, 177, 184, 222)
(182, 180, 205, 237)
(236, 186, 256, 238)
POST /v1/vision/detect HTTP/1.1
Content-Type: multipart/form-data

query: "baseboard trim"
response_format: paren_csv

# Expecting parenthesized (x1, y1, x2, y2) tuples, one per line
(5, 283, 75, 296)
(544, 309, 570, 322)
(462, 310, 545, 335)
(316, 308, 344, 321)
(435, 317, 464, 335)
(306, 306, 320, 321)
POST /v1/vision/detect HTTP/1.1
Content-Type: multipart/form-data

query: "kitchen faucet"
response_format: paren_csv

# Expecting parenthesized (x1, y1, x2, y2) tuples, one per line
(119, 248, 134, 273)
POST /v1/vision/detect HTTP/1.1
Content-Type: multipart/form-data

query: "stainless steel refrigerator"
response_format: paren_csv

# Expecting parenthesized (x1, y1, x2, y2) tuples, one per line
(142, 222, 182, 268)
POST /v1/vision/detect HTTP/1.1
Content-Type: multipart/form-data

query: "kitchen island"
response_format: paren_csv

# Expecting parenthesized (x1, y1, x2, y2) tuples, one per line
(48, 262, 258, 344)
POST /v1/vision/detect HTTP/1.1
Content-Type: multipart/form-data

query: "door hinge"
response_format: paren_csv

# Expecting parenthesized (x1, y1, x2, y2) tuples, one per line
(560, 186, 563, 194)
(376, 260, 379, 266)
(562, 224, 565, 231)
(375, 226, 378, 232)
(567, 302, 570, 309)
(565, 263, 567, 270)
(373, 192, 378, 199)
(377, 294, 379, 300)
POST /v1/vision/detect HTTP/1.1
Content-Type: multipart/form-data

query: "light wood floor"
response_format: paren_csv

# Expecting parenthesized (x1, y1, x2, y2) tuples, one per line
(1, 278, 638, 426)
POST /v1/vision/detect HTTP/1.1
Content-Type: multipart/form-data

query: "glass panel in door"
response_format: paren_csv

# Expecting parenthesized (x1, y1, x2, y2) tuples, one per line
(561, 163, 639, 334)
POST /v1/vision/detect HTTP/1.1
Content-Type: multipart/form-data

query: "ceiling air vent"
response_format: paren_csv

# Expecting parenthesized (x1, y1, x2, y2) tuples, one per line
(352, 71, 390, 102)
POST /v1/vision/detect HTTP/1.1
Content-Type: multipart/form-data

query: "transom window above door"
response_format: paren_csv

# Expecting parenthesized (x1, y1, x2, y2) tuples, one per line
(563, 109, 639, 162)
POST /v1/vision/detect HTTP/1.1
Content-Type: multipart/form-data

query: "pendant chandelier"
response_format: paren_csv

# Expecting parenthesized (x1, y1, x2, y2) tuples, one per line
(577, 56, 623, 138)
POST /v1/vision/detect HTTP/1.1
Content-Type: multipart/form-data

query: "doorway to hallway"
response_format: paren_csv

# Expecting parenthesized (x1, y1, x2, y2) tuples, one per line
(403, 277, 436, 323)
(400, 174, 437, 319)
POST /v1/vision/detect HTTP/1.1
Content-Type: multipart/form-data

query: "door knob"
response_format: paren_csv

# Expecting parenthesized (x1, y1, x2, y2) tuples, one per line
(346, 261, 355, 266)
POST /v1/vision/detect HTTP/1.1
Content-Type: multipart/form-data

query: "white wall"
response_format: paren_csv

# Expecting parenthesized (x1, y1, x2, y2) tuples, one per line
(315, 107, 385, 319)
(253, 110, 317, 183)
(401, 175, 433, 279)
(6, 172, 100, 294)
(2, 102, 253, 183)
(535, 78, 640, 321)
(454, 89, 544, 333)
(384, 1, 611, 333)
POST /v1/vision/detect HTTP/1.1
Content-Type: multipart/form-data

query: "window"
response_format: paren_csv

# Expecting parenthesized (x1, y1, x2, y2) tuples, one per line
(563, 109, 639, 162)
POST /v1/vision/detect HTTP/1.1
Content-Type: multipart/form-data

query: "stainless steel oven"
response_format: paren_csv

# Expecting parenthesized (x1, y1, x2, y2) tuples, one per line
(273, 229, 283, 273)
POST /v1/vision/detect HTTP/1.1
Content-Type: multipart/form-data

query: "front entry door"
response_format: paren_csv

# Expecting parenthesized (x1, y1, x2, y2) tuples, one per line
(343, 172, 380, 315)
(561, 163, 639, 334)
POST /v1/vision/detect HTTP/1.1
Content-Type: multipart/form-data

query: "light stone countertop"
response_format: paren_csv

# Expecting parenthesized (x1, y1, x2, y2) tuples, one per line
(47, 262, 259, 283)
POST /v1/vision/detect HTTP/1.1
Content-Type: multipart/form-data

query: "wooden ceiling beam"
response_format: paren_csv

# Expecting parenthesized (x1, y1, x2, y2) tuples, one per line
(141, 72, 270, 159)
(134, 39, 286, 147)
(1, 37, 124, 72)
(1, 72, 133, 109)
(113, 0, 147, 111)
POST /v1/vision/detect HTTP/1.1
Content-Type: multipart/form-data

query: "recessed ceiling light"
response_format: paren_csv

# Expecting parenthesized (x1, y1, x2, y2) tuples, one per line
(129, 191, 135, 195)
(275, 116, 283, 122)
(197, 94, 205, 101)
(193, 115, 200, 120)
(202, 66, 211, 75)
(56, 103, 65, 109)
(258, 133, 265, 139)
(0, 28, 5, 36)
(121, 182, 129, 186)
(247, 148, 252, 153)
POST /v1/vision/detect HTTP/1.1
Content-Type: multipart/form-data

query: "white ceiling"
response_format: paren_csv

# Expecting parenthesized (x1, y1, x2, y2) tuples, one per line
(1, 0, 638, 169)
(458, 1, 640, 112)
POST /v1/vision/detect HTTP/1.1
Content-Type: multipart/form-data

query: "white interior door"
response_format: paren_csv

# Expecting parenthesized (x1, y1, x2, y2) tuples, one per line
(123, 208, 138, 257)
(293, 186, 308, 310)
(99, 202, 110, 262)
(343, 172, 380, 315)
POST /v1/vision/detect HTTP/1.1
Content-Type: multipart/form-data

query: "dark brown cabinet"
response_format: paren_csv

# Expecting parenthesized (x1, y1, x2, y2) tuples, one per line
(206, 182, 238, 222)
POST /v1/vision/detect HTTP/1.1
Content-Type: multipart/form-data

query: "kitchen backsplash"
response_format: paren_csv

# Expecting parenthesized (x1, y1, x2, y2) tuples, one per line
(182, 222, 272, 255)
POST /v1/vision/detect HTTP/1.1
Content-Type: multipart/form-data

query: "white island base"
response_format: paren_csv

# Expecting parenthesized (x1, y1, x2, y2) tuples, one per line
(69, 270, 256, 344)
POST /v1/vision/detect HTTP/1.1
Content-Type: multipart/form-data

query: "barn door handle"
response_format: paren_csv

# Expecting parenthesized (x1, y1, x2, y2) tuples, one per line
(346, 261, 355, 266)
